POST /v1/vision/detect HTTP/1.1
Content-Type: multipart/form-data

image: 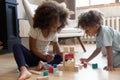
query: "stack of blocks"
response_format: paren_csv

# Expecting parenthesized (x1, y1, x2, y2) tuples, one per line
(57, 47, 79, 72)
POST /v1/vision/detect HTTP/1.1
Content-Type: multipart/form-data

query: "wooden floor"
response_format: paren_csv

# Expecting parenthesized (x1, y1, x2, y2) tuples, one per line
(0, 44, 120, 80)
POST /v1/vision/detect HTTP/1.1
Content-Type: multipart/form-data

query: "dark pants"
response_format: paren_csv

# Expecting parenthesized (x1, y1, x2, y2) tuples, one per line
(13, 43, 62, 69)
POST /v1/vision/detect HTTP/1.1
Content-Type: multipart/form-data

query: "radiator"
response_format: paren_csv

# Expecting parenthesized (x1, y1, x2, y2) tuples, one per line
(82, 16, 120, 44)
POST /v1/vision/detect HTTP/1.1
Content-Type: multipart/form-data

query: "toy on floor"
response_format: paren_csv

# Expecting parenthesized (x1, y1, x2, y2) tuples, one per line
(83, 62, 87, 68)
(54, 71, 63, 77)
(36, 76, 49, 80)
(57, 47, 79, 71)
(92, 63, 98, 69)
(29, 70, 42, 75)
(80, 61, 98, 69)
(43, 70, 49, 76)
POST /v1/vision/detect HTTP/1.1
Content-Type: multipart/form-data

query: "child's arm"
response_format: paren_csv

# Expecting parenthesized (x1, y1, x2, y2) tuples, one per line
(87, 48, 101, 61)
(104, 46, 114, 71)
(51, 42, 63, 57)
(29, 36, 54, 61)
(80, 48, 101, 63)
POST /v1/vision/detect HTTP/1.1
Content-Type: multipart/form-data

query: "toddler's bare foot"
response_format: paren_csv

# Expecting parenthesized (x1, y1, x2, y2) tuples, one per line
(17, 67, 32, 80)
(36, 61, 47, 70)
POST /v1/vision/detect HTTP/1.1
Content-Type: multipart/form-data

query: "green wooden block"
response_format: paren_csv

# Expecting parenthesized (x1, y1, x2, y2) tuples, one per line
(43, 70, 49, 76)
(92, 63, 98, 69)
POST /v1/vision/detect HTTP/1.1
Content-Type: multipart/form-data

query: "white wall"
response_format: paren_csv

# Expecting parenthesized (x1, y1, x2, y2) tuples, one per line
(17, 0, 27, 19)
(76, 3, 120, 18)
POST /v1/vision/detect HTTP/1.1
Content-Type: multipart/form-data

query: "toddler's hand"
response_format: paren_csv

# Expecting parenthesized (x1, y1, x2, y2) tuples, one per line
(103, 66, 115, 71)
(80, 58, 88, 64)
(46, 54, 54, 62)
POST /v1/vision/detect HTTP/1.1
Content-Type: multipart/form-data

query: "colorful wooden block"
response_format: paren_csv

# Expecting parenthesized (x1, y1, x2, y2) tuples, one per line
(53, 68, 58, 73)
(43, 70, 49, 76)
(92, 63, 98, 69)
(54, 71, 63, 76)
(53, 64, 57, 68)
(70, 47, 75, 53)
(83, 62, 87, 68)
(48, 65, 54, 73)
(63, 53, 75, 67)
(63, 47, 69, 53)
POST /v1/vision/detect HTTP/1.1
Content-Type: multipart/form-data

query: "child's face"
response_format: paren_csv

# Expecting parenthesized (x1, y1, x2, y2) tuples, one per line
(84, 25, 100, 36)
(50, 20, 61, 32)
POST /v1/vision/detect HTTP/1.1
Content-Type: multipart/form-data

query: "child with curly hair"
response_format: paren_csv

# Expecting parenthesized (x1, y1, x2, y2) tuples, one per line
(13, 1, 70, 80)
(78, 9, 120, 71)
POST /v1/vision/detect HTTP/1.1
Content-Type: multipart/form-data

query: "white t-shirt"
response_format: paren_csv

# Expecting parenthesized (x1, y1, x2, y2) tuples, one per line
(29, 27, 58, 55)
(96, 25, 120, 51)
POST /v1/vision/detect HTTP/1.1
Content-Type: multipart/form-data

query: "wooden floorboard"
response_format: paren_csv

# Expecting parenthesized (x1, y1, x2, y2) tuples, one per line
(0, 44, 120, 80)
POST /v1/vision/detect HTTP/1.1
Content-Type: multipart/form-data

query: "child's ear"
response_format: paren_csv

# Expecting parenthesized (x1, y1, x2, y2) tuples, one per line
(96, 24, 100, 29)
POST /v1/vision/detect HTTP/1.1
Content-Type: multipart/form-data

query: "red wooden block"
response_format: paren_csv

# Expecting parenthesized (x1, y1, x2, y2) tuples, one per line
(83, 62, 87, 68)
(48, 66, 53, 73)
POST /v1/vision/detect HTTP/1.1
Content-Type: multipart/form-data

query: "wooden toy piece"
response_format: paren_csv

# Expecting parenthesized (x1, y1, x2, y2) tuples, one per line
(57, 64, 79, 72)
(53, 68, 58, 73)
(54, 71, 63, 77)
(83, 62, 87, 68)
(92, 63, 98, 69)
(63, 47, 69, 53)
(29, 70, 42, 75)
(53, 64, 57, 68)
(63, 53, 75, 67)
(70, 47, 75, 53)
(48, 65, 54, 73)
(36, 76, 49, 80)
(74, 66, 79, 72)
(43, 70, 49, 76)
(64, 66, 79, 72)
(57, 64, 64, 71)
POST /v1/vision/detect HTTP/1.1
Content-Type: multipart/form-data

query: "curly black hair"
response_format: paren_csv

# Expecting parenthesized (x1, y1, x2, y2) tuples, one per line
(33, 1, 69, 32)
(78, 9, 104, 29)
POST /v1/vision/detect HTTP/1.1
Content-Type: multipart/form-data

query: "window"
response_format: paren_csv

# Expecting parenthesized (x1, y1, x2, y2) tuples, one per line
(76, 0, 116, 7)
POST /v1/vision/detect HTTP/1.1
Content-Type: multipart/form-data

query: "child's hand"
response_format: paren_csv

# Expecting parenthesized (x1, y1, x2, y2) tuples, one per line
(80, 58, 88, 64)
(46, 54, 54, 62)
(103, 66, 115, 71)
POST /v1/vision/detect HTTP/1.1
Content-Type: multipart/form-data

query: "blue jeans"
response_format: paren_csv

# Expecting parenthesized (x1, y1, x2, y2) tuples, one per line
(13, 43, 62, 69)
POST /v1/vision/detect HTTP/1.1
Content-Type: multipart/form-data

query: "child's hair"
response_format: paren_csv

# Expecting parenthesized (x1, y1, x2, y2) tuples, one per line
(78, 9, 104, 29)
(33, 1, 69, 32)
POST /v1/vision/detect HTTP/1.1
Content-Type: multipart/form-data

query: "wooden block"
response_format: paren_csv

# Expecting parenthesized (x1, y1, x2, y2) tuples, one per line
(43, 70, 49, 76)
(83, 62, 87, 68)
(92, 63, 98, 69)
(29, 70, 42, 75)
(54, 71, 63, 77)
(57, 65, 79, 72)
(63, 47, 69, 53)
(63, 53, 75, 67)
(57, 64, 64, 71)
(70, 47, 74, 53)
(74, 66, 79, 72)
(36, 76, 49, 80)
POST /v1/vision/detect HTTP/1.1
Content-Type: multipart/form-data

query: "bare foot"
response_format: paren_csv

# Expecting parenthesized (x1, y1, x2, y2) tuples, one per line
(36, 61, 47, 70)
(17, 67, 32, 80)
